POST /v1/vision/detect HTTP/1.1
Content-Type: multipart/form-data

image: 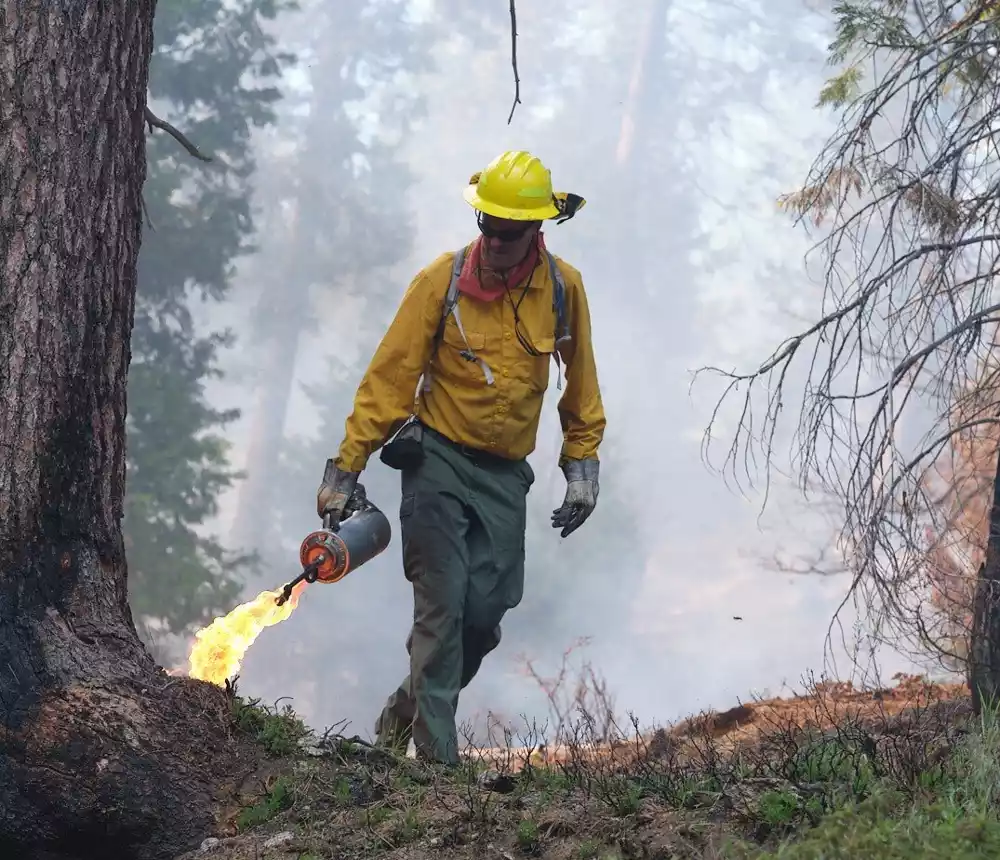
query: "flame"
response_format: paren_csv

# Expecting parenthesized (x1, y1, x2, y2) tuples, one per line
(187, 583, 307, 686)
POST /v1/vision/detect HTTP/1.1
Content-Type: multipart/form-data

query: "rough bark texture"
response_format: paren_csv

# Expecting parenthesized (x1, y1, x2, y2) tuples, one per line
(0, 4, 249, 858)
(968, 431, 1000, 713)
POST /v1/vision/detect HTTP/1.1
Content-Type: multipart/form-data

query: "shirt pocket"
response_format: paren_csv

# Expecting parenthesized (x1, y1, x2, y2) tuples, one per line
(435, 318, 488, 384)
(513, 333, 555, 393)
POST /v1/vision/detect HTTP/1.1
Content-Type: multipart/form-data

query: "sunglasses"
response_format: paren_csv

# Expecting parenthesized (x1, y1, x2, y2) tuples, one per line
(477, 212, 535, 242)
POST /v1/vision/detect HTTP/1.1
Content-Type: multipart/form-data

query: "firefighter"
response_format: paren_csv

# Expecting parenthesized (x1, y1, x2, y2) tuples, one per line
(316, 150, 606, 765)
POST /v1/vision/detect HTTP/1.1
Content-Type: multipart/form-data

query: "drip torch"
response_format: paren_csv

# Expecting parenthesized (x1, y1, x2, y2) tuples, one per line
(276, 483, 392, 606)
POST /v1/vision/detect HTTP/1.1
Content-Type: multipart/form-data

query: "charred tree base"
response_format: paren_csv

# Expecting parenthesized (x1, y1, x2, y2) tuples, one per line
(0, 544, 250, 860)
(0, 678, 250, 860)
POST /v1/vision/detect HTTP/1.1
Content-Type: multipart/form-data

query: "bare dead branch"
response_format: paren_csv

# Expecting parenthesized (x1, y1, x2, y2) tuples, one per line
(144, 105, 212, 163)
(773, 544, 851, 577)
(694, 0, 1000, 669)
(507, 0, 522, 124)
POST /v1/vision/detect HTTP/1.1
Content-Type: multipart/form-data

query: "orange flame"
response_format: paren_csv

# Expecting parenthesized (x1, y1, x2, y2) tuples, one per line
(187, 583, 307, 686)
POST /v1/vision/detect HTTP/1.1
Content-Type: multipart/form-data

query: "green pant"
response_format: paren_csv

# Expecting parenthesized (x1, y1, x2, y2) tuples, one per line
(374, 428, 534, 764)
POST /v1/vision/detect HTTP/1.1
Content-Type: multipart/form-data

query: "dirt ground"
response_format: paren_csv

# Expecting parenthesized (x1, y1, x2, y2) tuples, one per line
(174, 672, 971, 860)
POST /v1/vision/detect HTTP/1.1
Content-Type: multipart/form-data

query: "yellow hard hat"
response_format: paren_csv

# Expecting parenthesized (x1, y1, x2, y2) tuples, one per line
(463, 150, 562, 221)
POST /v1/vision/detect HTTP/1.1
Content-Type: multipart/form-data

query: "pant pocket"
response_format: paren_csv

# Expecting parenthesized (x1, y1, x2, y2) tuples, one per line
(399, 492, 418, 581)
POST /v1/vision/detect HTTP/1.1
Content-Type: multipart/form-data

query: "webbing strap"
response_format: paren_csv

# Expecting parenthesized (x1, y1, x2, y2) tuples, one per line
(545, 252, 571, 390)
(546, 251, 571, 346)
(422, 245, 572, 393)
(421, 247, 468, 394)
(450, 300, 495, 385)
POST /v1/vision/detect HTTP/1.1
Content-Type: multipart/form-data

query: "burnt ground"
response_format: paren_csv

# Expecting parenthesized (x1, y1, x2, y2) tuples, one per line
(172, 674, 976, 860)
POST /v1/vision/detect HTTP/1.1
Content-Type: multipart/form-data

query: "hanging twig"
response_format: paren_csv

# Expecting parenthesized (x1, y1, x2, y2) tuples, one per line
(140, 194, 155, 232)
(144, 105, 212, 162)
(507, 0, 521, 124)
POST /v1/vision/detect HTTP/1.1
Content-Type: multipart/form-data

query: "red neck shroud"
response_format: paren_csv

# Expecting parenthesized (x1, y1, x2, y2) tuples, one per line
(455, 232, 546, 301)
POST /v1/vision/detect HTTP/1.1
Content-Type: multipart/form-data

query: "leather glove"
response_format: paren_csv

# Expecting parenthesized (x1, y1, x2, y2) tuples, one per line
(551, 458, 599, 538)
(316, 459, 361, 523)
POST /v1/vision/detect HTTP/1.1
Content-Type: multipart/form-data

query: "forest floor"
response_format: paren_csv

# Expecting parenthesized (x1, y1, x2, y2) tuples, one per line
(171, 670, 1000, 860)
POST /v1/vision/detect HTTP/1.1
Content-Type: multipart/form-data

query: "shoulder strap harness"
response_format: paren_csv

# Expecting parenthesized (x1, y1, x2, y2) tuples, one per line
(421, 246, 572, 394)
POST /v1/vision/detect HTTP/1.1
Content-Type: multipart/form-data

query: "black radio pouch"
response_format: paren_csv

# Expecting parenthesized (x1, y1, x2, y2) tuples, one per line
(379, 416, 425, 471)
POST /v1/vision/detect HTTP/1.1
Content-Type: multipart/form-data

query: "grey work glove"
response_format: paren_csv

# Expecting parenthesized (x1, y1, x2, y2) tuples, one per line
(316, 459, 361, 523)
(551, 458, 599, 538)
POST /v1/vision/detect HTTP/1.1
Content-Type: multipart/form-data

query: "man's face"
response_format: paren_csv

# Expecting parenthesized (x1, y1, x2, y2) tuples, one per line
(478, 213, 541, 272)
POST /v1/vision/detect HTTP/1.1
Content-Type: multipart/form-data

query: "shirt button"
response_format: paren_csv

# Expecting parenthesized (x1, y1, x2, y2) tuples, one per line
(502, 368, 509, 377)
(504, 331, 512, 340)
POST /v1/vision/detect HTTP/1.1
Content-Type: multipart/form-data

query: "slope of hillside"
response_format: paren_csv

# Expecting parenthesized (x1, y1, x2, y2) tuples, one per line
(176, 673, 983, 860)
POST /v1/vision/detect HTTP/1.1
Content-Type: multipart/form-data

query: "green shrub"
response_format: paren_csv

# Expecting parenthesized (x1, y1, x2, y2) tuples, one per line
(232, 695, 310, 757)
(740, 699, 1000, 859)
(235, 777, 293, 831)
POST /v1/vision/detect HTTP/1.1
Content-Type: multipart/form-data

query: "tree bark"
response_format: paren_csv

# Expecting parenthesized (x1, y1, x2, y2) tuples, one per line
(0, 4, 243, 857)
(969, 428, 1000, 713)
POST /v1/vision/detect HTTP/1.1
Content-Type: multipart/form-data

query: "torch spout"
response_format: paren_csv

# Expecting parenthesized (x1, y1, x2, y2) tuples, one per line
(275, 555, 324, 606)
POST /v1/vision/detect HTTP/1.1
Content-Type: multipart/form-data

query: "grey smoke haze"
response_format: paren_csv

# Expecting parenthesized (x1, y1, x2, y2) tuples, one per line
(181, 0, 942, 740)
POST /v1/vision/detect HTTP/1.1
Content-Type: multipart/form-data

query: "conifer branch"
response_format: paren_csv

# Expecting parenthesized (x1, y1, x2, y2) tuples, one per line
(144, 105, 213, 162)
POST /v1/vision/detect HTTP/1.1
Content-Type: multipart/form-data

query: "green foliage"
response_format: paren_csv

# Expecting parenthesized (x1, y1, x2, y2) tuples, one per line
(827, 1, 914, 65)
(330, 775, 355, 806)
(813, 0, 919, 115)
(757, 789, 806, 828)
(657, 773, 725, 810)
(739, 794, 1000, 859)
(200, 685, 1000, 860)
(817, 64, 863, 108)
(609, 778, 644, 816)
(516, 818, 541, 853)
(816, 1, 915, 111)
(232, 695, 311, 756)
(235, 776, 294, 831)
(126, 0, 296, 645)
(733, 702, 1000, 859)
(390, 808, 425, 843)
(528, 765, 574, 800)
(786, 735, 877, 807)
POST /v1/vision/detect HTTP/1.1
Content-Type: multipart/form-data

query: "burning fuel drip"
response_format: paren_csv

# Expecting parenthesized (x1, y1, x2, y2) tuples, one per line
(187, 583, 308, 686)
(184, 490, 393, 687)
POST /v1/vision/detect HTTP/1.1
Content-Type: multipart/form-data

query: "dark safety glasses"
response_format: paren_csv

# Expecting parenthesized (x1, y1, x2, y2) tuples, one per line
(477, 212, 534, 242)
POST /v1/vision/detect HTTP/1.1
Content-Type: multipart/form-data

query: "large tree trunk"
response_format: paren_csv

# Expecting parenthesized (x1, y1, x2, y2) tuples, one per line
(0, 5, 243, 858)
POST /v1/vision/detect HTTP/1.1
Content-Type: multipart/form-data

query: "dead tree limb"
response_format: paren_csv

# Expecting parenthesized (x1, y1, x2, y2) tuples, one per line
(144, 105, 212, 162)
(507, 0, 522, 124)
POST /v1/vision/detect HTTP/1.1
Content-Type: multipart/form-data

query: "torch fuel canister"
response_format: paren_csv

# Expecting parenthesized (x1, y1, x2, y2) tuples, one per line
(276, 485, 392, 606)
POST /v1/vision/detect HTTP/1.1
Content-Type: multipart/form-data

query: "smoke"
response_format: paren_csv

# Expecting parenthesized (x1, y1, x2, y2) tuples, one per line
(178, 0, 936, 740)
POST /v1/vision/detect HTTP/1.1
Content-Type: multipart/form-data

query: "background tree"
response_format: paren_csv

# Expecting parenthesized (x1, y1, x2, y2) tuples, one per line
(228, 0, 436, 557)
(504, 0, 834, 691)
(128, 0, 296, 663)
(920, 336, 1000, 670)
(0, 3, 255, 855)
(696, 0, 1000, 710)
(228, 0, 440, 728)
